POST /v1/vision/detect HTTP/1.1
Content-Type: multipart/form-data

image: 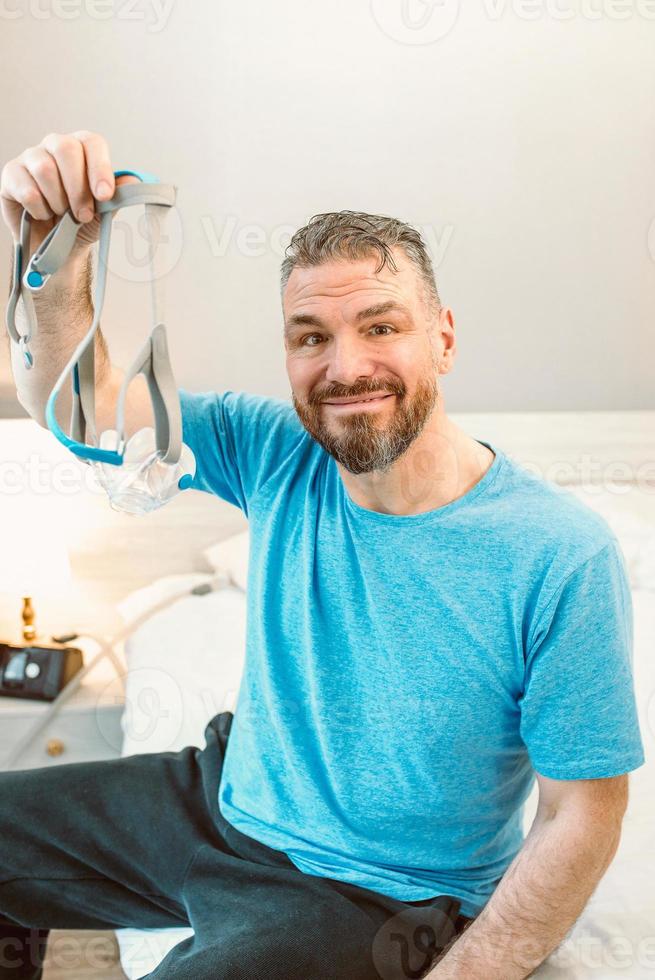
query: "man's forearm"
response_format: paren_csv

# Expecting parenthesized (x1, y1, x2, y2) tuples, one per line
(427, 807, 622, 979)
(6, 244, 110, 425)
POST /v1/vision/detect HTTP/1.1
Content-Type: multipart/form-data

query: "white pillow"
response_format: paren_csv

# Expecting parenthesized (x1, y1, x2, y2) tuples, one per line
(116, 572, 218, 626)
(202, 529, 250, 591)
(118, 581, 247, 757)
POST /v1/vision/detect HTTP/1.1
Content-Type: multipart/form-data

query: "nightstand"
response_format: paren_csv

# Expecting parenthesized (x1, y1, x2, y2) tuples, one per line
(0, 635, 127, 772)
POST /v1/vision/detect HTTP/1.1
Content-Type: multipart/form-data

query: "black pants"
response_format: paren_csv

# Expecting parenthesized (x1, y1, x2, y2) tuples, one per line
(0, 711, 473, 979)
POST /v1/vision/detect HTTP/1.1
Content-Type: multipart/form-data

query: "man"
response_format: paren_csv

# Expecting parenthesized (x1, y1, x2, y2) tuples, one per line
(0, 132, 645, 980)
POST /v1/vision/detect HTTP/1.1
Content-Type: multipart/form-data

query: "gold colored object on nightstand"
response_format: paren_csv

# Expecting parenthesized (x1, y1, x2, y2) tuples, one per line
(21, 596, 37, 643)
(46, 738, 65, 757)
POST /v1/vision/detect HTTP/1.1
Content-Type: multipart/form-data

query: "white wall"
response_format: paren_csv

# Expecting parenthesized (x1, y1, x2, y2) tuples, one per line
(1, 0, 654, 412)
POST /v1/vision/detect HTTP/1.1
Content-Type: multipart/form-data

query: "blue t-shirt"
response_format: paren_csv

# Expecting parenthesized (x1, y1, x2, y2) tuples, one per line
(179, 388, 645, 918)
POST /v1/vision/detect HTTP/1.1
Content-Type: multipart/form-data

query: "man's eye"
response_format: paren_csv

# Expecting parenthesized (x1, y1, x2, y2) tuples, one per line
(300, 325, 394, 347)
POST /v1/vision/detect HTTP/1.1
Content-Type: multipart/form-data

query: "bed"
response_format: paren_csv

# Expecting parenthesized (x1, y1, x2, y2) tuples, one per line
(111, 410, 655, 979)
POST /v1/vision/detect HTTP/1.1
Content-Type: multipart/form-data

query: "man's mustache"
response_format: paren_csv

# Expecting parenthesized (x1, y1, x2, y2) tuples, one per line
(309, 381, 405, 407)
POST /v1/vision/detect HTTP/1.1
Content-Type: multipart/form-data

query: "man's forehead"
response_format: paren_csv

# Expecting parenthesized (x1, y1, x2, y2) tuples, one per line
(282, 250, 420, 324)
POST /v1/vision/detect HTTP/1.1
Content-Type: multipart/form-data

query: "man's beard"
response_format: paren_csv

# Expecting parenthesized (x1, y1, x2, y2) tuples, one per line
(291, 371, 439, 475)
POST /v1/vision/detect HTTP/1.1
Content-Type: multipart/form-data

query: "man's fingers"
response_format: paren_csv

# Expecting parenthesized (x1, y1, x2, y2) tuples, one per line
(40, 133, 94, 223)
(71, 130, 115, 202)
(0, 160, 55, 223)
(20, 148, 68, 217)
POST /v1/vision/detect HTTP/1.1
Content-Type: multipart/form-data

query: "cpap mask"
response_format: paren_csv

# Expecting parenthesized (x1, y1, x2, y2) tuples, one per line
(5, 168, 195, 516)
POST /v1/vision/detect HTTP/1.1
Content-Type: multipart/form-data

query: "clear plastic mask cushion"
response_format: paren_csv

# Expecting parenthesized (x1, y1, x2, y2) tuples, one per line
(90, 427, 196, 516)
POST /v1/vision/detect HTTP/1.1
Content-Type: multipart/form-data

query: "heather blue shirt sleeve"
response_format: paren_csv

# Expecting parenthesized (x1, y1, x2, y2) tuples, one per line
(519, 538, 645, 779)
(178, 388, 304, 516)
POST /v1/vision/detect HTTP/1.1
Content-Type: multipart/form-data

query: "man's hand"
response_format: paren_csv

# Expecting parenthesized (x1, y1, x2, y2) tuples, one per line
(1, 130, 137, 254)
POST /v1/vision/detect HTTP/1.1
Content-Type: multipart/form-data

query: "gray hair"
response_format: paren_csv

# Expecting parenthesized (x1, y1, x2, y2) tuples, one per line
(280, 210, 441, 311)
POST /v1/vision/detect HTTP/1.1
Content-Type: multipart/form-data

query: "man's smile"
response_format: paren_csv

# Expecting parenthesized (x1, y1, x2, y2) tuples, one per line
(322, 394, 396, 412)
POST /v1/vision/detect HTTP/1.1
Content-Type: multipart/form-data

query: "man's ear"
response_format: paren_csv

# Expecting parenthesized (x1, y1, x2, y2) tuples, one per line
(435, 306, 457, 374)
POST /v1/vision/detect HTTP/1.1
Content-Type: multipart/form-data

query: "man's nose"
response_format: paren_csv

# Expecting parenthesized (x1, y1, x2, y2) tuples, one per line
(323, 335, 377, 386)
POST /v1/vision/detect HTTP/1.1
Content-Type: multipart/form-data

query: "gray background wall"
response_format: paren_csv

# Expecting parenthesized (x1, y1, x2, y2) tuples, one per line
(1, 0, 654, 414)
